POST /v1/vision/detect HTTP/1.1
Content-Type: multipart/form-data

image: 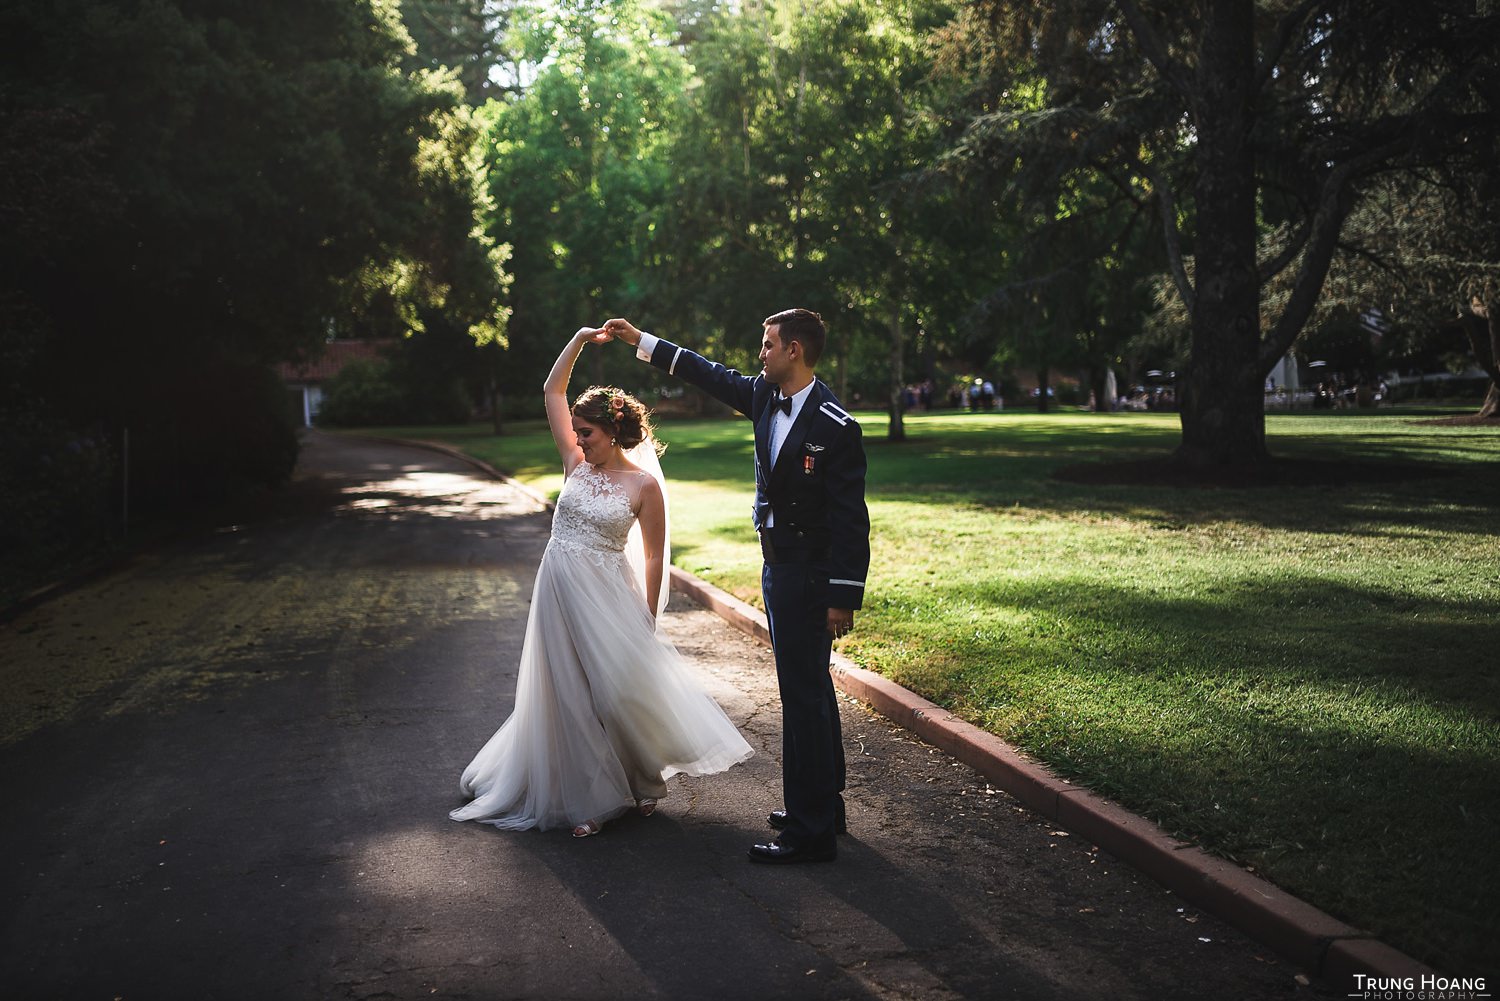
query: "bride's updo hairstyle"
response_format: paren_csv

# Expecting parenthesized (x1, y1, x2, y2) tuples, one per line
(572, 386, 660, 452)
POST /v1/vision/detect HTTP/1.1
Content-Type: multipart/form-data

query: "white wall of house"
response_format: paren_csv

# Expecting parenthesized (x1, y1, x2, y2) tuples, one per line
(288, 384, 326, 427)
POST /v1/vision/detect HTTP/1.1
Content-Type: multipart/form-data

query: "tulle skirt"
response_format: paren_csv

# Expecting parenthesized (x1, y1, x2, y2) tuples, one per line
(449, 538, 753, 831)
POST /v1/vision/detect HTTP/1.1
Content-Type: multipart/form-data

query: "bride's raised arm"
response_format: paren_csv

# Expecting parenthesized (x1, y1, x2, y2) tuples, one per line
(544, 326, 610, 475)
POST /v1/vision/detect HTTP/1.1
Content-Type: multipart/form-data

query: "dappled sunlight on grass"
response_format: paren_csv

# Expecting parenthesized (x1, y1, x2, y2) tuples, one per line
(845, 560, 1496, 965)
(856, 565, 1497, 704)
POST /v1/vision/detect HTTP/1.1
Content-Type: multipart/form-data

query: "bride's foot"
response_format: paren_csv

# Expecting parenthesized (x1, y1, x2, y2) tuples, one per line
(636, 798, 659, 817)
(571, 819, 603, 838)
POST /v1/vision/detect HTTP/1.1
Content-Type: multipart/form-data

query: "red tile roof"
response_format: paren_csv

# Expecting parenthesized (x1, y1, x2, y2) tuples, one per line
(277, 340, 396, 383)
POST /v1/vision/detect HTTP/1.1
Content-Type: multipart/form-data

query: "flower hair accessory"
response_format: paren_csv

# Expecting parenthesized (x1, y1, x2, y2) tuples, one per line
(609, 392, 626, 416)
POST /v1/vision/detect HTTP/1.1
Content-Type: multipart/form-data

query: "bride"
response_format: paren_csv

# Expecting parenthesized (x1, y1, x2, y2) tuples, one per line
(449, 326, 753, 838)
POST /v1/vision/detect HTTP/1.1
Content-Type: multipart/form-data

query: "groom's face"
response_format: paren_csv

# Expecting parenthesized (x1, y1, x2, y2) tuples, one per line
(759, 324, 794, 385)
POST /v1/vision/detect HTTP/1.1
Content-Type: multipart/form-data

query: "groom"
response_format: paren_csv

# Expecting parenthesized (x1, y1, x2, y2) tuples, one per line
(604, 310, 870, 864)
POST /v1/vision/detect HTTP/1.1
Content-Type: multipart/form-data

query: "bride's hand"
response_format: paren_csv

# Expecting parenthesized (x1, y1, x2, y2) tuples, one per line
(603, 318, 642, 346)
(575, 326, 613, 344)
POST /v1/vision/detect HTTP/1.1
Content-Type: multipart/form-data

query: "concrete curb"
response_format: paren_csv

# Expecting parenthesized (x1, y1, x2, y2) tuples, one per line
(667, 565, 1436, 984)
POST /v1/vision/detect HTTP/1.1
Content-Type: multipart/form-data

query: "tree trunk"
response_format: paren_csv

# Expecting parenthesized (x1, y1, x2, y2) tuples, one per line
(489, 378, 503, 435)
(1479, 381, 1499, 419)
(1176, 0, 1267, 467)
(887, 301, 906, 441)
(1035, 367, 1050, 413)
(1460, 302, 1499, 419)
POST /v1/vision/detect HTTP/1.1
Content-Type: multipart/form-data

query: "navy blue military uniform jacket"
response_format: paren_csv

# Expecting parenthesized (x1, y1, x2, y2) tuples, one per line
(643, 336, 870, 611)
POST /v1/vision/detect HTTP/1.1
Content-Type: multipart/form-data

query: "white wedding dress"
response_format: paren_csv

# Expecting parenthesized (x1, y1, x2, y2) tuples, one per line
(449, 458, 753, 832)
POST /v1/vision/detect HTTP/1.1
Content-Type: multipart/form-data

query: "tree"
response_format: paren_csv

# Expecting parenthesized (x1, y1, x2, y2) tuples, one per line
(483, 0, 688, 409)
(1274, 168, 1500, 418)
(813, 0, 957, 440)
(954, 165, 1163, 413)
(937, 0, 1500, 464)
(400, 0, 517, 105)
(649, 1, 842, 372)
(1, 0, 503, 514)
(653, 0, 957, 437)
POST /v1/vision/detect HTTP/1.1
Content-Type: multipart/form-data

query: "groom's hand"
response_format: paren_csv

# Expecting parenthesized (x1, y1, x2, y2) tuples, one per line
(604, 317, 643, 346)
(828, 608, 854, 639)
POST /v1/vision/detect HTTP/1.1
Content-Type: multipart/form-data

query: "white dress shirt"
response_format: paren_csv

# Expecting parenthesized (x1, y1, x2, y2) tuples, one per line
(635, 331, 662, 364)
(769, 379, 814, 466)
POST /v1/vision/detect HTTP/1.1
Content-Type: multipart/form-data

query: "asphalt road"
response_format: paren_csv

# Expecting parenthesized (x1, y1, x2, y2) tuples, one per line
(0, 432, 1303, 1000)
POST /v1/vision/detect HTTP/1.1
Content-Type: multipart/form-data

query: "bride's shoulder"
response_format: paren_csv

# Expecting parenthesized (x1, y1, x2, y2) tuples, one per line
(630, 472, 662, 517)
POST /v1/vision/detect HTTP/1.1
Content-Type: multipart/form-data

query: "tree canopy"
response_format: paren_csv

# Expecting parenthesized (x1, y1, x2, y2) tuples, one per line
(1, 0, 505, 558)
(933, 0, 1500, 459)
(7, 0, 1498, 508)
(465, 0, 1496, 448)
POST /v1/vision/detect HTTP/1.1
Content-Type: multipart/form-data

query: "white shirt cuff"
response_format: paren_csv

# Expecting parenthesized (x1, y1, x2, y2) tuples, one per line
(635, 331, 659, 362)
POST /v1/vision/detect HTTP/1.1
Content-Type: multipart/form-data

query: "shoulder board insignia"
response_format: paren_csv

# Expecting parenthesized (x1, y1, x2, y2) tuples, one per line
(818, 402, 851, 426)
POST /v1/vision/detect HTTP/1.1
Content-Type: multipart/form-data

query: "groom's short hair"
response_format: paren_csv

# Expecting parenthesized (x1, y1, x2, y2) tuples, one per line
(763, 308, 825, 365)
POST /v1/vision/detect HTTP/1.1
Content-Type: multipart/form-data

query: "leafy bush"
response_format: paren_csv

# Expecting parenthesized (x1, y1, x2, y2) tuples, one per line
(0, 422, 118, 602)
(0, 302, 119, 602)
(318, 351, 474, 426)
(317, 358, 405, 427)
(123, 362, 301, 510)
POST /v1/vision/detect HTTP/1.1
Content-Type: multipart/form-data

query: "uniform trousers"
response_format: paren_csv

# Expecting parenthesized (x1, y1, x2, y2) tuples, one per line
(761, 556, 846, 847)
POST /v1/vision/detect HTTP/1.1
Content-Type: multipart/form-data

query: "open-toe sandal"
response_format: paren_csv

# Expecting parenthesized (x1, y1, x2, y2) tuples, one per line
(636, 798, 658, 817)
(571, 819, 603, 838)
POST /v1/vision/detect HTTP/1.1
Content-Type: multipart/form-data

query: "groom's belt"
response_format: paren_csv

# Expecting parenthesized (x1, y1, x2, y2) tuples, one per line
(759, 532, 829, 565)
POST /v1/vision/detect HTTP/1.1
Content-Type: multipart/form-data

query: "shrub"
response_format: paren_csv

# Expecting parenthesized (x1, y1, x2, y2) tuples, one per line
(124, 362, 301, 510)
(318, 353, 474, 426)
(318, 357, 405, 426)
(0, 422, 118, 602)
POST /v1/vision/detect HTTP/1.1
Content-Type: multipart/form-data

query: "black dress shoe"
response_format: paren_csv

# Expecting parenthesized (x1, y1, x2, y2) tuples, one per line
(746, 839, 837, 864)
(767, 809, 848, 835)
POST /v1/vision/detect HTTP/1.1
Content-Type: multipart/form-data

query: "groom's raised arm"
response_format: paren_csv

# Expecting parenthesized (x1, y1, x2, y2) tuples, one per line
(605, 318, 758, 419)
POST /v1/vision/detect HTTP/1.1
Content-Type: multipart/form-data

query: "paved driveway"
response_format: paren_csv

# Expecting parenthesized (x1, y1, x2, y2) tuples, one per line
(0, 432, 1296, 999)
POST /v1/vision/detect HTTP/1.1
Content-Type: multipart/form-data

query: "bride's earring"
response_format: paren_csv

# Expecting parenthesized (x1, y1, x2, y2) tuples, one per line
(610, 437, 618, 448)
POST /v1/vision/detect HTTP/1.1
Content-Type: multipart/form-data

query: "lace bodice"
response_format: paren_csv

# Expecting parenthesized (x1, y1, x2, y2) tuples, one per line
(548, 463, 638, 561)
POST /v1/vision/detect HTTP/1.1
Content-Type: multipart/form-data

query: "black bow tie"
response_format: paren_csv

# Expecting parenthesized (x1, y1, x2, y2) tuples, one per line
(772, 393, 794, 416)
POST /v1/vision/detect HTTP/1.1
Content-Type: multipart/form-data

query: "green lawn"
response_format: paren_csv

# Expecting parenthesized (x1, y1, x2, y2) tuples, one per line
(353, 409, 1499, 972)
